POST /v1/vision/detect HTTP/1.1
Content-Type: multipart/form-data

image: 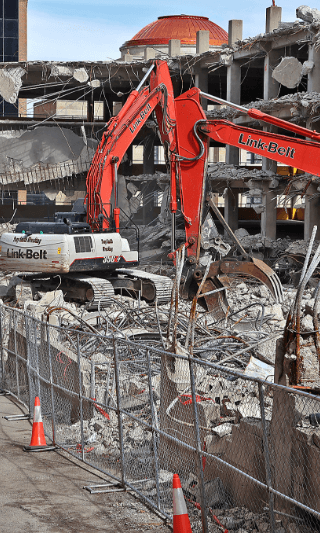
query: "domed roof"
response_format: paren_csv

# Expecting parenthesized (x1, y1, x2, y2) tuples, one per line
(122, 15, 228, 48)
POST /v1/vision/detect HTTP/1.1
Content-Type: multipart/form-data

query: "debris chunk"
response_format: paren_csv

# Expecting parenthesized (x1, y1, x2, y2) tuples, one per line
(272, 57, 303, 89)
(0, 67, 25, 104)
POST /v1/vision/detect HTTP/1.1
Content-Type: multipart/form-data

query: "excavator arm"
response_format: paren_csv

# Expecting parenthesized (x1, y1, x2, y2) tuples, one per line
(86, 60, 176, 231)
(174, 86, 320, 260)
(173, 87, 320, 315)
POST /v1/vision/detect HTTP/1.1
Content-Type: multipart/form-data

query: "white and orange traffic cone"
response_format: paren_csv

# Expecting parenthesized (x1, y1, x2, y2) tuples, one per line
(23, 396, 56, 452)
(173, 473, 193, 533)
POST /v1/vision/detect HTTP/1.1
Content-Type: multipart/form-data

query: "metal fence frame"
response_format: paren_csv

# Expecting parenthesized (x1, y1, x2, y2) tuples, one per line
(1, 303, 320, 533)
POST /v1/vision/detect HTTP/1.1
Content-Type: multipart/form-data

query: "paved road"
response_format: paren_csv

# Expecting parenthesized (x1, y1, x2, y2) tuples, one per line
(0, 394, 172, 533)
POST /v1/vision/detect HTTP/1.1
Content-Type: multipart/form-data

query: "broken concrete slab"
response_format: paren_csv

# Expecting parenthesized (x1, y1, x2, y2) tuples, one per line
(73, 68, 89, 83)
(296, 5, 320, 23)
(88, 79, 101, 88)
(51, 64, 73, 78)
(212, 423, 233, 437)
(0, 67, 26, 104)
(272, 57, 303, 89)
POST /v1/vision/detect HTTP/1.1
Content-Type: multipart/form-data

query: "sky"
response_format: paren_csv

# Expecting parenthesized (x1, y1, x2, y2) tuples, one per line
(28, 1, 310, 62)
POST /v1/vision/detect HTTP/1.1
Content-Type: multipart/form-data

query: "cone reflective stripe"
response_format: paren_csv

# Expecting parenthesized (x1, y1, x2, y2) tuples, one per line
(173, 474, 192, 533)
(30, 396, 47, 447)
(23, 396, 55, 452)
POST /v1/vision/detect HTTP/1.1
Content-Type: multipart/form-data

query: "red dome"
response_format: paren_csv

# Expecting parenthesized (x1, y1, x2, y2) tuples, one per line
(123, 15, 228, 48)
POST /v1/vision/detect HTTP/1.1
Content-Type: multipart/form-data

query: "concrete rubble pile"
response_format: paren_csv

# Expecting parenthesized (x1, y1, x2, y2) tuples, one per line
(1, 235, 320, 531)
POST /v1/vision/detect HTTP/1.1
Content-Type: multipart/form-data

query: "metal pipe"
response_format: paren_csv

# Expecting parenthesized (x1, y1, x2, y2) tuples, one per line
(171, 212, 176, 252)
(200, 91, 249, 113)
(136, 63, 155, 92)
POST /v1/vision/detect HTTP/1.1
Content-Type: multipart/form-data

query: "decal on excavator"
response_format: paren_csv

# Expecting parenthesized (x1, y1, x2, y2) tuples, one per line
(238, 133, 295, 159)
(7, 249, 48, 260)
(129, 103, 152, 134)
(13, 236, 42, 245)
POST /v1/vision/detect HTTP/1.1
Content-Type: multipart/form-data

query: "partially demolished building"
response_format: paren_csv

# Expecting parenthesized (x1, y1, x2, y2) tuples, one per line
(1, 4, 320, 244)
(2, 5, 320, 533)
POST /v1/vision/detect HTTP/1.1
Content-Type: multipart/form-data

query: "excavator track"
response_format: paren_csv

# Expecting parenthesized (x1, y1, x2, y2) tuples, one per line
(118, 268, 173, 304)
(65, 275, 115, 309)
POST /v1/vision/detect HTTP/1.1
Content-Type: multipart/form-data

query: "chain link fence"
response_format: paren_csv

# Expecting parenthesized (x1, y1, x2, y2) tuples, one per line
(1, 302, 320, 532)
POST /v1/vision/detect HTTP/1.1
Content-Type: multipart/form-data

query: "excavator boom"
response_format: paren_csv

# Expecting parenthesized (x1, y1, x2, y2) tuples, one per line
(86, 60, 176, 231)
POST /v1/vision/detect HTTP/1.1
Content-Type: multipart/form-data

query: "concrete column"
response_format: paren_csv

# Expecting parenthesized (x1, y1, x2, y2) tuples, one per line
(195, 68, 208, 109)
(304, 186, 320, 240)
(86, 91, 94, 122)
(169, 39, 181, 57)
(265, 6, 282, 33)
(228, 20, 243, 46)
(264, 49, 282, 99)
(143, 134, 155, 174)
(260, 183, 277, 240)
(224, 189, 239, 233)
(196, 31, 210, 54)
(226, 60, 241, 165)
(262, 125, 277, 174)
(124, 52, 132, 62)
(308, 44, 320, 93)
(195, 30, 210, 110)
(213, 147, 220, 162)
(144, 47, 155, 60)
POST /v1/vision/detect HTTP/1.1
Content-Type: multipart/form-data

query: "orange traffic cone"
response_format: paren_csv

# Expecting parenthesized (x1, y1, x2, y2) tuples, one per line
(173, 474, 193, 533)
(23, 397, 56, 452)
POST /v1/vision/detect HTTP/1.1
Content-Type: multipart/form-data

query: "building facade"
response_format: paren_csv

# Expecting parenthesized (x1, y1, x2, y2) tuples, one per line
(0, 0, 27, 116)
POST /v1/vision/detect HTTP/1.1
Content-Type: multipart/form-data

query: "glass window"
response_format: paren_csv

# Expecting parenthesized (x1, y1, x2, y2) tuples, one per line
(4, 37, 18, 59)
(4, 19, 18, 38)
(4, 101, 18, 116)
(0, 20, 3, 38)
(0, 3, 3, 19)
(4, 1, 18, 19)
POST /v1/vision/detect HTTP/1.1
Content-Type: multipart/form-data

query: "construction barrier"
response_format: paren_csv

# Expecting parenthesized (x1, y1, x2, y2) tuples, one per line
(1, 303, 320, 532)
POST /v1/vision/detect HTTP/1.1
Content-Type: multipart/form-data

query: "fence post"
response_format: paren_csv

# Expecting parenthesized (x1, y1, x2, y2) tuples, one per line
(46, 322, 56, 446)
(23, 312, 32, 416)
(0, 304, 4, 389)
(188, 354, 209, 533)
(113, 338, 126, 487)
(13, 309, 20, 400)
(33, 319, 41, 398)
(258, 383, 276, 533)
(90, 361, 95, 399)
(146, 349, 161, 511)
(76, 332, 85, 462)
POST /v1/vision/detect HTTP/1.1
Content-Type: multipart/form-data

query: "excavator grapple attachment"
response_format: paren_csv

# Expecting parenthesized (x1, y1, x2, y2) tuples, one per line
(192, 257, 284, 321)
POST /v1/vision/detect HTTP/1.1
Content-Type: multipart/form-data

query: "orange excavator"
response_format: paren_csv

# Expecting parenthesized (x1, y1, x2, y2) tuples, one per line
(1, 60, 320, 315)
(171, 86, 320, 318)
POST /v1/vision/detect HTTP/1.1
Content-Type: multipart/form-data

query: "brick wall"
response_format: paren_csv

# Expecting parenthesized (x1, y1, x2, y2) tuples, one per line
(19, 0, 28, 62)
(18, 0, 28, 116)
